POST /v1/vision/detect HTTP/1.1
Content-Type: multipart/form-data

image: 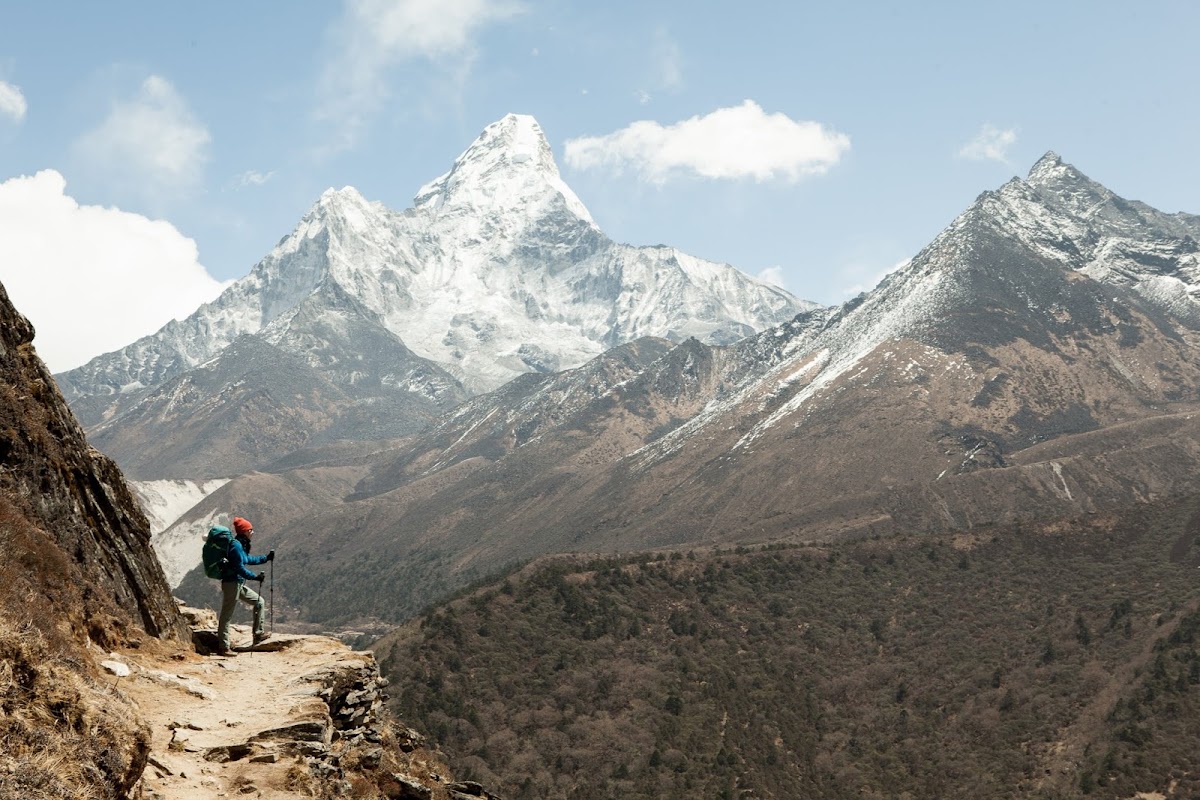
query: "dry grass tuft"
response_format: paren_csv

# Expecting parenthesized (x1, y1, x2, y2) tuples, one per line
(284, 759, 318, 794)
(0, 617, 149, 799)
(0, 501, 151, 800)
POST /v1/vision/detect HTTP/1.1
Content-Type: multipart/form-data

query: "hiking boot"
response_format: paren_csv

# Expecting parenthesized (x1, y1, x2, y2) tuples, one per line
(253, 632, 271, 645)
(215, 647, 238, 657)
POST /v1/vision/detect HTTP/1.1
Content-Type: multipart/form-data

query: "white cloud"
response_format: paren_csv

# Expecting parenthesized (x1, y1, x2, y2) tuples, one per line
(317, 0, 525, 150)
(653, 29, 683, 91)
(635, 89, 651, 105)
(232, 169, 277, 188)
(756, 266, 786, 289)
(0, 170, 229, 372)
(958, 124, 1017, 163)
(74, 75, 210, 202)
(564, 100, 850, 184)
(0, 80, 27, 123)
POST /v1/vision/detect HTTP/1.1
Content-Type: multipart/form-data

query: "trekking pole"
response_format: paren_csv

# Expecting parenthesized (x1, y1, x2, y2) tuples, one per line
(270, 558, 275, 637)
(254, 574, 266, 657)
(247, 591, 254, 660)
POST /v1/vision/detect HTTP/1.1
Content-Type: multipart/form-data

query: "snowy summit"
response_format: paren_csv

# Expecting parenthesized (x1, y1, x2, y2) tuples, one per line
(57, 113, 813, 419)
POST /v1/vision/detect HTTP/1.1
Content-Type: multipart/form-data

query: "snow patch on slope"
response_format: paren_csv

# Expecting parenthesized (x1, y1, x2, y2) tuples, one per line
(131, 478, 230, 535)
(155, 511, 227, 589)
(130, 478, 229, 587)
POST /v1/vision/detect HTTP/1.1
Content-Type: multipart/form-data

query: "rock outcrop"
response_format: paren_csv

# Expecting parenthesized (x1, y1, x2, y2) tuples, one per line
(0, 278, 184, 796)
(0, 280, 184, 639)
(119, 607, 502, 799)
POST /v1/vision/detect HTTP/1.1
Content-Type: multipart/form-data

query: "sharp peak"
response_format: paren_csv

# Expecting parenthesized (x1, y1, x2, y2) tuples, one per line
(479, 112, 546, 139)
(413, 112, 597, 224)
(1031, 150, 1063, 169)
(455, 112, 555, 169)
(292, 185, 385, 236)
(1026, 150, 1067, 181)
(308, 186, 379, 221)
(318, 185, 368, 203)
(1025, 150, 1099, 188)
(491, 112, 543, 131)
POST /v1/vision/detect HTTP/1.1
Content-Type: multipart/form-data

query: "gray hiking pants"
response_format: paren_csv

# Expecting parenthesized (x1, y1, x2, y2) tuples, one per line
(218, 580, 264, 649)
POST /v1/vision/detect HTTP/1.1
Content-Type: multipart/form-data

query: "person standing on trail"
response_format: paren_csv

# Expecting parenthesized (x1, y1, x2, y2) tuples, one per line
(216, 516, 275, 657)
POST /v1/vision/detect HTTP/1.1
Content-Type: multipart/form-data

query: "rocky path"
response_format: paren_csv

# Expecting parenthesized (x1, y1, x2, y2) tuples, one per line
(100, 607, 460, 799)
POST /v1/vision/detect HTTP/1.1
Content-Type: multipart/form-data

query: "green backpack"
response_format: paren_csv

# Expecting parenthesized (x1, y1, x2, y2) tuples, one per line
(202, 526, 235, 580)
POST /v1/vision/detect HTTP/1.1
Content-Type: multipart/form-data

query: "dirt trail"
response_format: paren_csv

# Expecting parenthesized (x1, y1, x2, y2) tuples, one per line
(107, 621, 383, 799)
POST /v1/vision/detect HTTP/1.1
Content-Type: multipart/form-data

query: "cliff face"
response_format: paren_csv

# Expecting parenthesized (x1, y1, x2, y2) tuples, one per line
(0, 280, 184, 639)
(0, 278, 186, 796)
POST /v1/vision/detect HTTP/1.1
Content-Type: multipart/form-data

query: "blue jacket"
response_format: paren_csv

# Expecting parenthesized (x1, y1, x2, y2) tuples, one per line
(222, 537, 268, 583)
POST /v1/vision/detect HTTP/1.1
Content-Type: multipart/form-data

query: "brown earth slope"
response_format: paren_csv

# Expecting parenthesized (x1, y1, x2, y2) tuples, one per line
(0, 278, 185, 797)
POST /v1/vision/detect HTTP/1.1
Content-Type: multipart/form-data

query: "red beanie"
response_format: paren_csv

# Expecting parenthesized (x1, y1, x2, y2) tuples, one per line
(232, 517, 253, 535)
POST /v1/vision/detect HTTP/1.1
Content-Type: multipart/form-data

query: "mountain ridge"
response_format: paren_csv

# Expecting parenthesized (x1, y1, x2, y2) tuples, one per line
(58, 113, 808, 431)
(166, 151, 1200, 625)
(57, 113, 811, 480)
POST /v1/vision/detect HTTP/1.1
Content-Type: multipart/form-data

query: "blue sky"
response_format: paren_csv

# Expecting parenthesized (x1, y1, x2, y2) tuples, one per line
(1, 0, 1198, 371)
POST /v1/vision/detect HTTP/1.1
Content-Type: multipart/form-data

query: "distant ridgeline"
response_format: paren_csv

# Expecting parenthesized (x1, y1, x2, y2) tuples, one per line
(168, 152, 1200, 640)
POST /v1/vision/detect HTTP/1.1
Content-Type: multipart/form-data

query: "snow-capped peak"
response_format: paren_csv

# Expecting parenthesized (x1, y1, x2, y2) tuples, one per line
(413, 114, 596, 226)
(307, 185, 386, 230)
(319, 185, 368, 205)
(1027, 150, 1063, 178)
(1025, 151, 1106, 196)
(58, 111, 811, 419)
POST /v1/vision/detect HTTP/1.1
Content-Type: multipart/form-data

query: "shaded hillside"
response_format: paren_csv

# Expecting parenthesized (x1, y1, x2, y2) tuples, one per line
(0, 280, 185, 797)
(86, 281, 468, 480)
(0, 281, 182, 638)
(376, 499, 1200, 799)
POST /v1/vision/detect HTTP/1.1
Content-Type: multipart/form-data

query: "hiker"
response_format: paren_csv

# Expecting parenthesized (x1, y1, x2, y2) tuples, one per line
(215, 516, 275, 656)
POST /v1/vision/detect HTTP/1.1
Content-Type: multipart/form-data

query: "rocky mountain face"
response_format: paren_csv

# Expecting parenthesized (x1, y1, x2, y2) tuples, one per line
(56, 114, 809, 479)
(0, 280, 184, 638)
(0, 278, 185, 796)
(88, 281, 467, 480)
(166, 154, 1200, 625)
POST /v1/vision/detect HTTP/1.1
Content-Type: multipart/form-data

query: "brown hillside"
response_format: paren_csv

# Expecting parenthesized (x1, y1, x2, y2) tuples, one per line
(377, 498, 1200, 799)
(0, 279, 185, 796)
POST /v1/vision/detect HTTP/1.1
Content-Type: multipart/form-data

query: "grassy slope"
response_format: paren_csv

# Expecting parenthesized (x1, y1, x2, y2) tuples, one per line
(0, 499, 151, 799)
(377, 497, 1200, 799)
